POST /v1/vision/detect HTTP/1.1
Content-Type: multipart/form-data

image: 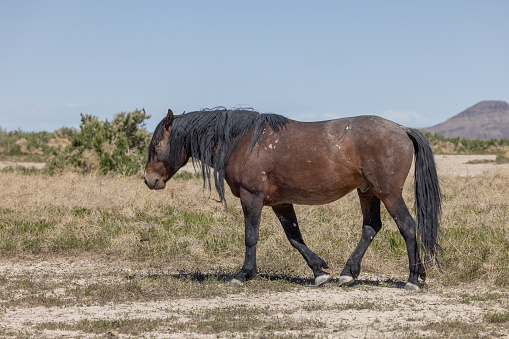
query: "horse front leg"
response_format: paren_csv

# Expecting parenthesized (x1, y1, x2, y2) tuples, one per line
(272, 204, 330, 286)
(230, 191, 264, 286)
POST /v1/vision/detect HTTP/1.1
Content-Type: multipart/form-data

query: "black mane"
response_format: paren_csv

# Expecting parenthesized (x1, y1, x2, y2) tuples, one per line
(152, 108, 289, 204)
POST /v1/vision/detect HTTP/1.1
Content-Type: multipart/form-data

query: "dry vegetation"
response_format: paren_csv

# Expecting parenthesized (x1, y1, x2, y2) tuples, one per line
(0, 164, 509, 337)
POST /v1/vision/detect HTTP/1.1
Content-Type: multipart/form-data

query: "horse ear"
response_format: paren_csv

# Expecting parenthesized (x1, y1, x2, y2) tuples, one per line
(165, 109, 174, 131)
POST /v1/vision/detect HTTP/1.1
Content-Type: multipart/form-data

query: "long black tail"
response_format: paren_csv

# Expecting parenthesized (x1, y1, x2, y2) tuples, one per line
(406, 128, 442, 268)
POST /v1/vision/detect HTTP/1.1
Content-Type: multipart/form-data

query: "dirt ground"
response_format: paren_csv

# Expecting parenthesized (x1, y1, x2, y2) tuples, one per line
(433, 154, 509, 176)
(1, 258, 508, 338)
(0, 161, 46, 170)
(1, 155, 508, 338)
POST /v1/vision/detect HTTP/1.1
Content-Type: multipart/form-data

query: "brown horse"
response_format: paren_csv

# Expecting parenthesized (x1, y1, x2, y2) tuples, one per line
(144, 108, 441, 290)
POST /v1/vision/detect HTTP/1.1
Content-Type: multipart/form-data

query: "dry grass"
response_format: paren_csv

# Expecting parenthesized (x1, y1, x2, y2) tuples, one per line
(0, 169, 508, 287)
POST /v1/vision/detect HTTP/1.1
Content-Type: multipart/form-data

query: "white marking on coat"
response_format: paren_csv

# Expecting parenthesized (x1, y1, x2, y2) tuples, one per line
(261, 171, 267, 182)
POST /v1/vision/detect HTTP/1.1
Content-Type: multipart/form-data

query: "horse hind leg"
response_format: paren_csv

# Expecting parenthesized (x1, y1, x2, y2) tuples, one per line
(383, 196, 425, 290)
(339, 190, 382, 286)
(272, 204, 330, 287)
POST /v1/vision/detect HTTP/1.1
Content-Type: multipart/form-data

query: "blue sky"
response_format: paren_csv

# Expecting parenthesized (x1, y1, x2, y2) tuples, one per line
(1, 1, 508, 132)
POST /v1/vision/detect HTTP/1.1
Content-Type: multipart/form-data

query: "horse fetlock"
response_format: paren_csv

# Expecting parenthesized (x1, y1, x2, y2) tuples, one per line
(308, 257, 329, 275)
(235, 268, 256, 283)
(320, 258, 329, 269)
(419, 269, 426, 282)
(409, 264, 426, 284)
(418, 263, 426, 281)
(342, 262, 361, 279)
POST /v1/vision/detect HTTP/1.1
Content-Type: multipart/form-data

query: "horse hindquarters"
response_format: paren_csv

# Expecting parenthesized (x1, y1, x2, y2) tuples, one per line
(338, 124, 436, 290)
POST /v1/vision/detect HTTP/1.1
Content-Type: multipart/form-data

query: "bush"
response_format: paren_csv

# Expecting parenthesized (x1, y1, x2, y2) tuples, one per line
(47, 109, 151, 175)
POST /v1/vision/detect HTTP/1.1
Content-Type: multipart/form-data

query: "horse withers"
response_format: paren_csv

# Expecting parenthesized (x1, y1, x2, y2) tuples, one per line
(144, 108, 441, 290)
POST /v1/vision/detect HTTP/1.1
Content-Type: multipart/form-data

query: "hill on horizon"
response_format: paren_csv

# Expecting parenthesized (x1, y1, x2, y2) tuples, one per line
(425, 100, 509, 139)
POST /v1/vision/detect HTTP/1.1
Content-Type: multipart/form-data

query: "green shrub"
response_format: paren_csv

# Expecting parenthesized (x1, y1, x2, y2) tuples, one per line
(47, 109, 151, 175)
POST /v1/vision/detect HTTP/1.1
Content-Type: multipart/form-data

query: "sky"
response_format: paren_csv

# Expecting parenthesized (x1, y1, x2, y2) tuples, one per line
(1, 1, 508, 132)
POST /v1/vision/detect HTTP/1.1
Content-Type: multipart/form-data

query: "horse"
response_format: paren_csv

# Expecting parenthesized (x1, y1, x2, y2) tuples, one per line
(144, 108, 441, 290)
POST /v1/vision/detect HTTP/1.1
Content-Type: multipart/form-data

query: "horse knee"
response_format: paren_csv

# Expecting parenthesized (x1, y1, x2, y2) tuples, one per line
(245, 235, 258, 248)
(361, 224, 379, 241)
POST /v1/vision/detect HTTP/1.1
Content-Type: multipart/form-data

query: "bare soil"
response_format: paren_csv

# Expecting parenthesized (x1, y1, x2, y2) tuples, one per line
(433, 154, 509, 176)
(1, 257, 508, 338)
(0, 161, 45, 170)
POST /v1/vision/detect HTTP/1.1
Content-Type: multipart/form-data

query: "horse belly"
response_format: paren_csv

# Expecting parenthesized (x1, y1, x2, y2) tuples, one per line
(265, 172, 362, 206)
(268, 188, 354, 206)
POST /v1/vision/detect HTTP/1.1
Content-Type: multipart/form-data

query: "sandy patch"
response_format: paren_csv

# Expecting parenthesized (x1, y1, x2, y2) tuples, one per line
(0, 161, 45, 170)
(434, 154, 509, 176)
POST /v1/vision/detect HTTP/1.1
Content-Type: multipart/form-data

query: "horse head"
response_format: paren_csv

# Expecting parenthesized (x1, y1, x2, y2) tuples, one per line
(144, 109, 187, 190)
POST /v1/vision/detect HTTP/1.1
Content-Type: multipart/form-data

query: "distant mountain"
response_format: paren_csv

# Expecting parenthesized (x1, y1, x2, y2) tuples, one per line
(425, 101, 509, 139)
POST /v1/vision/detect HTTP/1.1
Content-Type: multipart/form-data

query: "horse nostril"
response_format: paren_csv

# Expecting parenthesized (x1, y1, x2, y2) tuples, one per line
(154, 179, 159, 187)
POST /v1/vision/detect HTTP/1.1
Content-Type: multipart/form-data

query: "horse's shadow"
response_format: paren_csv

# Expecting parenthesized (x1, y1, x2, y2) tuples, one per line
(257, 273, 407, 289)
(132, 271, 408, 289)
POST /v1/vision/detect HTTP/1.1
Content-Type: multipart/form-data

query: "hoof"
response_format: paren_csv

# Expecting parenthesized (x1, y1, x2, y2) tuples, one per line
(315, 274, 330, 287)
(229, 278, 244, 287)
(338, 275, 355, 287)
(404, 282, 421, 291)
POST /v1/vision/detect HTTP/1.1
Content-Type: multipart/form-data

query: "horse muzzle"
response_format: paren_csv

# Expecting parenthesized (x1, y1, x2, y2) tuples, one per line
(144, 173, 167, 190)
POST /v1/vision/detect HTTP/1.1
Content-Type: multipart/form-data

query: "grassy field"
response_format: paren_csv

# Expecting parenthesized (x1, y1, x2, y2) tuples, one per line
(1, 169, 508, 284)
(0, 167, 509, 337)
